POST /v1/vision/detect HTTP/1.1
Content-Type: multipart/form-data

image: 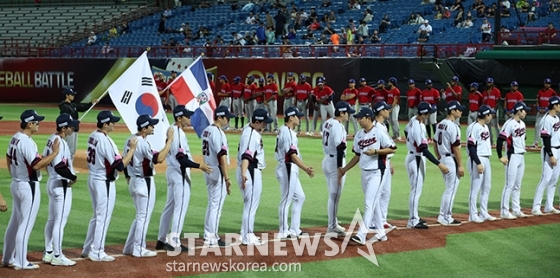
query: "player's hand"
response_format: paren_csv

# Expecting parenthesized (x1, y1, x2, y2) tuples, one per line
(129, 137, 138, 149)
(390, 165, 395, 175)
(200, 163, 213, 173)
(0, 198, 8, 212)
(167, 127, 175, 140)
(446, 82, 451, 88)
(241, 174, 247, 190)
(337, 167, 346, 185)
(305, 166, 314, 178)
(477, 164, 484, 174)
(457, 166, 465, 177)
(499, 156, 509, 165)
(225, 179, 232, 195)
(126, 177, 130, 184)
(51, 137, 60, 153)
(438, 163, 449, 174)
(364, 149, 376, 156)
(551, 156, 557, 167)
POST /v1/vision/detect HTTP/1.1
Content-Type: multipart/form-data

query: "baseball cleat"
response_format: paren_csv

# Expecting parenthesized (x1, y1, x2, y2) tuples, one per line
(336, 224, 346, 232)
(500, 213, 517, 220)
(14, 263, 40, 270)
(89, 253, 115, 262)
(545, 208, 560, 214)
(368, 234, 388, 243)
(532, 210, 544, 216)
(326, 228, 347, 237)
(42, 251, 53, 263)
(512, 211, 529, 218)
(419, 218, 427, 224)
(207, 239, 229, 248)
(350, 235, 365, 245)
(383, 223, 394, 229)
(483, 215, 498, 221)
(288, 232, 308, 240)
(409, 222, 429, 229)
(469, 217, 484, 224)
(134, 249, 157, 258)
(1, 262, 13, 268)
(449, 220, 462, 226)
(51, 255, 76, 266)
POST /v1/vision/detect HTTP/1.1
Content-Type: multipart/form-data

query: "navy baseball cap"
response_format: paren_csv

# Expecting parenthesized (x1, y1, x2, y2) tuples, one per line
(544, 78, 552, 84)
(284, 107, 304, 118)
(349, 79, 356, 83)
(20, 110, 45, 123)
(63, 88, 77, 95)
(486, 77, 494, 83)
(136, 114, 159, 128)
(407, 79, 415, 85)
(451, 76, 459, 82)
(300, 74, 306, 80)
(447, 100, 466, 111)
(233, 76, 241, 82)
(511, 81, 519, 86)
(219, 75, 227, 81)
(360, 77, 367, 83)
(353, 107, 374, 118)
(513, 102, 531, 112)
(417, 102, 437, 114)
(425, 79, 433, 85)
(247, 75, 255, 81)
(258, 78, 265, 83)
(372, 101, 392, 113)
(267, 74, 274, 79)
(173, 105, 194, 118)
(214, 106, 235, 118)
(252, 108, 274, 123)
(549, 96, 560, 106)
(56, 113, 79, 128)
(478, 105, 496, 117)
(388, 77, 397, 84)
(97, 110, 120, 124)
(470, 82, 479, 88)
(335, 101, 356, 114)
(317, 77, 325, 85)
(287, 72, 294, 77)
(377, 79, 385, 85)
(171, 70, 177, 74)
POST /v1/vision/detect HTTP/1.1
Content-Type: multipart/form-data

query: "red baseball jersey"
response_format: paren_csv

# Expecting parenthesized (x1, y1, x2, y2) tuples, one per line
(341, 88, 358, 105)
(482, 87, 501, 108)
(444, 85, 462, 103)
(504, 91, 524, 111)
(406, 87, 422, 108)
(264, 82, 279, 101)
(313, 86, 334, 103)
(386, 87, 400, 105)
(231, 83, 245, 98)
(219, 82, 232, 97)
(373, 88, 388, 104)
(254, 85, 265, 103)
(243, 83, 257, 100)
(283, 80, 297, 98)
(421, 88, 440, 105)
(294, 82, 312, 101)
(537, 88, 557, 109)
(468, 91, 484, 111)
(357, 85, 375, 104)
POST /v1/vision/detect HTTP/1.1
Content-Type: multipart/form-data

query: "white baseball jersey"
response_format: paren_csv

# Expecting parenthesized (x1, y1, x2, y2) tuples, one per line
(540, 114, 560, 146)
(124, 134, 157, 177)
(87, 130, 122, 181)
(237, 125, 266, 169)
(405, 116, 428, 154)
(7, 132, 42, 182)
(434, 119, 461, 156)
(166, 125, 193, 168)
(352, 126, 395, 170)
(275, 125, 300, 163)
(202, 124, 229, 167)
(466, 122, 492, 157)
(43, 133, 74, 181)
(373, 120, 395, 158)
(322, 118, 347, 155)
(499, 118, 527, 154)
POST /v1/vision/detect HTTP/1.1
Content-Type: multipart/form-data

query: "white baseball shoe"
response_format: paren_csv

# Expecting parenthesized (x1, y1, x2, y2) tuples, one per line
(14, 263, 40, 270)
(545, 208, 560, 214)
(469, 217, 484, 224)
(51, 255, 76, 266)
(482, 215, 498, 221)
(532, 209, 544, 216)
(512, 211, 529, 218)
(89, 252, 115, 262)
(326, 227, 347, 237)
(500, 213, 517, 220)
(42, 251, 53, 263)
(133, 249, 157, 258)
(350, 235, 365, 245)
(336, 224, 346, 232)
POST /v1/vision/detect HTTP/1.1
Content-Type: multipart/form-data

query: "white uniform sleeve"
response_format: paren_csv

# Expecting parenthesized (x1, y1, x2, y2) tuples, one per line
(352, 131, 361, 155)
(412, 121, 427, 148)
(379, 130, 395, 149)
(21, 138, 40, 167)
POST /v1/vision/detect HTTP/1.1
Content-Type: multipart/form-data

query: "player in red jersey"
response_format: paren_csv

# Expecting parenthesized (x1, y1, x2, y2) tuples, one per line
(441, 76, 462, 125)
(264, 74, 279, 132)
(406, 79, 422, 120)
(532, 78, 557, 148)
(283, 72, 297, 115)
(207, 72, 217, 105)
(386, 77, 401, 140)
(504, 81, 524, 118)
(312, 77, 335, 135)
(467, 82, 484, 124)
(375, 80, 390, 132)
(421, 79, 440, 140)
(482, 77, 501, 145)
(231, 76, 246, 130)
(340, 79, 359, 135)
(155, 72, 169, 110)
(294, 75, 313, 135)
(243, 76, 258, 121)
(217, 75, 232, 130)
(357, 78, 375, 110)
(254, 78, 266, 111)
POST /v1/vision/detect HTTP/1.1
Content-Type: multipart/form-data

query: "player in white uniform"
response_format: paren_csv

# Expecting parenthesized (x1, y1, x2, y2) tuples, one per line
(82, 110, 136, 262)
(42, 114, 79, 267)
(466, 105, 498, 223)
(276, 107, 315, 239)
(237, 109, 273, 245)
(156, 106, 212, 252)
(202, 106, 235, 247)
(532, 96, 560, 215)
(434, 101, 465, 226)
(122, 115, 174, 258)
(322, 101, 355, 236)
(2, 110, 59, 270)
(496, 102, 530, 219)
(338, 107, 397, 245)
(405, 102, 450, 229)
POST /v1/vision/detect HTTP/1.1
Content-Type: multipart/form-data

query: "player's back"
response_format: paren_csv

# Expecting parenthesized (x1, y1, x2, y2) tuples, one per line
(43, 133, 72, 179)
(87, 130, 120, 181)
(435, 119, 460, 155)
(166, 125, 192, 168)
(7, 131, 41, 182)
(202, 125, 228, 166)
(125, 134, 155, 177)
(405, 116, 427, 152)
(322, 118, 346, 155)
(275, 125, 299, 163)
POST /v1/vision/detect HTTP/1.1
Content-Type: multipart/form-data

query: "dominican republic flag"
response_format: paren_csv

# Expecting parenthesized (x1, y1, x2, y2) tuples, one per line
(107, 51, 170, 150)
(167, 56, 216, 138)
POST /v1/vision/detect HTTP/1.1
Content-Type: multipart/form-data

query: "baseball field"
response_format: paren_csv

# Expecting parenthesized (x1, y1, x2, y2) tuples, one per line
(0, 103, 558, 277)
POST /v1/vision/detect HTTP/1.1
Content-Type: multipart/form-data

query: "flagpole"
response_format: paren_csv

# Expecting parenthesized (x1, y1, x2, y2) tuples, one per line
(79, 90, 109, 120)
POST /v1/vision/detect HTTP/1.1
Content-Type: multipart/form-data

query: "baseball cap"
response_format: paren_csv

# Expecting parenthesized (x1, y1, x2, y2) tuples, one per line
(207, 72, 213, 77)
(219, 75, 227, 81)
(377, 79, 385, 85)
(97, 110, 120, 124)
(544, 78, 552, 84)
(424, 20, 429, 24)
(388, 77, 397, 84)
(451, 76, 459, 82)
(425, 79, 432, 85)
(360, 77, 367, 83)
(258, 78, 265, 83)
(407, 79, 415, 85)
(247, 75, 255, 81)
(513, 102, 531, 112)
(173, 105, 194, 118)
(349, 79, 356, 83)
(56, 113, 79, 128)
(486, 77, 494, 83)
(171, 70, 177, 74)
(20, 110, 45, 123)
(284, 107, 304, 118)
(287, 72, 294, 77)
(511, 81, 519, 86)
(214, 106, 235, 118)
(417, 102, 437, 114)
(549, 96, 560, 106)
(372, 101, 392, 113)
(447, 100, 466, 111)
(252, 108, 274, 123)
(335, 101, 356, 114)
(353, 107, 374, 118)
(300, 74, 307, 80)
(317, 77, 325, 85)
(63, 88, 77, 95)
(267, 74, 274, 79)
(470, 82, 479, 88)
(478, 105, 496, 117)
(233, 76, 241, 82)
(136, 114, 159, 128)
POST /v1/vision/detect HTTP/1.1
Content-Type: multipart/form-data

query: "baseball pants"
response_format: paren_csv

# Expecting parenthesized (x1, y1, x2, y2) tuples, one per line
(283, 97, 294, 114)
(468, 157, 492, 220)
(2, 181, 40, 268)
(408, 107, 417, 120)
(345, 105, 359, 135)
(322, 155, 346, 229)
(124, 176, 156, 256)
(83, 178, 116, 260)
(245, 100, 255, 122)
(255, 101, 265, 110)
(468, 111, 478, 125)
(276, 162, 305, 238)
(168, 94, 178, 110)
(533, 112, 546, 145)
(390, 104, 400, 138)
(266, 100, 278, 131)
(232, 98, 244, 117)
(44, 179, 72, 257)
(296, 100, 309, 133)
(320, 103, 335, 132)
(533, 148, 560, 212)
(204, 166, 227, 245)
(355, 169, 385, 242)
(66, 131, 78, 161)
(501, 153, 525, 216)
(236, 167, 262, 244)
(379, 159, 392, 225)
(406, 154, 426, 227)
(438, 156, 460, 224)
(488, 112, 500, 145)
(158, 168, 191, 247)
(311, 109, 320, 133)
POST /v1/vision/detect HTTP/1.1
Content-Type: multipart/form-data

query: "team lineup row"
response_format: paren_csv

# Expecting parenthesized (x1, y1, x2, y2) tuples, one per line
(2, 95, 559, 269)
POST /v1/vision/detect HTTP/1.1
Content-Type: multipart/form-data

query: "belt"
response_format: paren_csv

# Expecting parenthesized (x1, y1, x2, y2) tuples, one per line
(328, 154, 346, 158)
(553, 146, 560, 149)
(444, 153, 452, 157)
(479, 155, 490, 158)
(233, 97, 241, 99)
(297, 100, 307, 102)
(470, 110, 477, 112)
(257, 101, 263, 104)
(409, 151, 423, 156)
(222, 97, 230, 99)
